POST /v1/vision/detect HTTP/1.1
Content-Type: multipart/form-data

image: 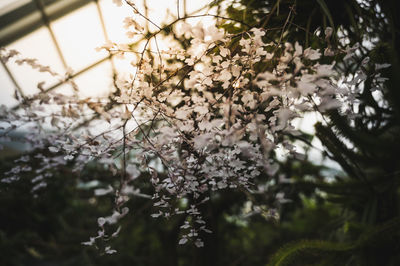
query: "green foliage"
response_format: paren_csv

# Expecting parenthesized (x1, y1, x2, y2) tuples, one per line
(223, 0, 400, 265)
(268, 217, 400, 266)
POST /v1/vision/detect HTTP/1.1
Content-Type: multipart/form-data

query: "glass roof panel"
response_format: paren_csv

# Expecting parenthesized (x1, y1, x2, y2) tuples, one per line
(50, 2, 108, 71)
(98, 0, 133, 44)
(5, 26, 65, 96)
(0, 63, 19, 106)
(73, 60, 114, 99)
(0, 0, 31, 16)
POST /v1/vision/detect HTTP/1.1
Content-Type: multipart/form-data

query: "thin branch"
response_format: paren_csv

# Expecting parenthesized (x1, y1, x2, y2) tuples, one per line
(125, 0, 162, 30)
(177, 0, 180, 19)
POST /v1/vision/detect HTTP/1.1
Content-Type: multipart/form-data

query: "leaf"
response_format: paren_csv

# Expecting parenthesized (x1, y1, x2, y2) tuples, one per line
(105, 246, 117, 254)
(97, 217, 106, 226)
(94, 185, 114, 196)
(178, 238, 188, 245)
(48, 146, 59, 153)
(194, 239, 204, 248)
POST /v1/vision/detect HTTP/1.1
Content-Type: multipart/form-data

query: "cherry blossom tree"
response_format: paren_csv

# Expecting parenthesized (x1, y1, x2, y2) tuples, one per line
(0, 0, 388, 254)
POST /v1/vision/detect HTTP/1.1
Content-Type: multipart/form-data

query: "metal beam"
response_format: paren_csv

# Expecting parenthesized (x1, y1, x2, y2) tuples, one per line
(93, 0, 116, 72)
(0, 58, 25, 99)
(33, 0, 68, 69)
(0, 0, 92, 47)
(11, 55, 111, 111)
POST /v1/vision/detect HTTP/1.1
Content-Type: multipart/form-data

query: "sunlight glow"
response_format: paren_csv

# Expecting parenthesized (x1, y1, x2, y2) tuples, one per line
(1, 0, 214, 105)
(51, 2, 108, 71)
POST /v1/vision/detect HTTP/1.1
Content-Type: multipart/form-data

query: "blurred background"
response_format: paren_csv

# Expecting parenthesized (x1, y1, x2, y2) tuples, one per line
(1, 0, 400, 265)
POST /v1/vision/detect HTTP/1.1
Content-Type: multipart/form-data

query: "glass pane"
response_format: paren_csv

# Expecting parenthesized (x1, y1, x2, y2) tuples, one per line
(50, 2, 108, 71)
(0, 0, 30, 15)
(73, 60, 114, 99)
(5, 26, 65, 96)
(112, 52, 137, 76)
(98, 0, 133, 44)
(0, 63, 19, 106)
